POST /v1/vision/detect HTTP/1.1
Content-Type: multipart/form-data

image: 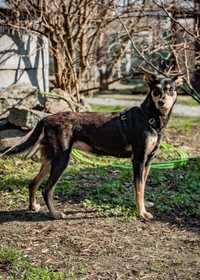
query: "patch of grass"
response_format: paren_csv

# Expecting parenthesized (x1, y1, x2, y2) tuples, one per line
(168, 115, 200, 134)
(56, 164, 135, 217)
(0, 158, 40, 209)
(90, 104, 125, 112)
(158, 142, 188, 161)
(0, 158, 39, 191)
(0, 155, 200, 220)
(0, 247, 71, 280)
(55, 157, 200, 219)
(82, 180, 135, 217)
(177, 96, 200, 107)
(148, 158, 200, 218)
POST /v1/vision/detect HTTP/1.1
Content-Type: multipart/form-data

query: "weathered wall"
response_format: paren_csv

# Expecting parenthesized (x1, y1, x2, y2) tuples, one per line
(0, 32, 49, 92)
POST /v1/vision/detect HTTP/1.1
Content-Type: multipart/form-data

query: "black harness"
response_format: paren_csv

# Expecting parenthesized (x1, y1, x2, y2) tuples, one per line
(139, 107, 163, 133)
(119, 107, 162, 145)
(119, 111, 130, 145)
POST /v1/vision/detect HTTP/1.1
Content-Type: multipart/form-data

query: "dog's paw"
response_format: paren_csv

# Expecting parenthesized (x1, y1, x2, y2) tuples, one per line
(51, 211, 67, 220)
(140, 210, 153, 220)
(29, 203, 41, 212)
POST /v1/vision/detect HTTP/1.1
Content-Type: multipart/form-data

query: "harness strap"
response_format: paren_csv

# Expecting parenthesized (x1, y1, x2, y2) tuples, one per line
(119, 112, 130, 145)
(140, 107, 162, 133)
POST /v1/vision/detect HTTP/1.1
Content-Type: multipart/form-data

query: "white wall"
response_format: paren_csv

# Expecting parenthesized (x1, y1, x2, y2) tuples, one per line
(0, 32, 49, 92)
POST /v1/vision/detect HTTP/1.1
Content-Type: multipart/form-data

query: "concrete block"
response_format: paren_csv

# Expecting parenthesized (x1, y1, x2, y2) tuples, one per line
(8, 107, 48, 129)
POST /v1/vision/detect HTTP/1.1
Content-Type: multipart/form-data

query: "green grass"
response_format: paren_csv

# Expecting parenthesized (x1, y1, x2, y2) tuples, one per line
(56, 157, 200, 219)
(90, 104, 125, 112)
(177, 96, 200, 107)
(149, 159, 200, 217)
(0, 247, 70, 280)
(0, 158, 39, 208)
(56, 164, 137, 217)
(1, 155, 200, 219)
(168, 115, 200, 134)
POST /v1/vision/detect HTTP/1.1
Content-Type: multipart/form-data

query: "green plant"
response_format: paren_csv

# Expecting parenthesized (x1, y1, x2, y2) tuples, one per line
(0, 247, 68, 280)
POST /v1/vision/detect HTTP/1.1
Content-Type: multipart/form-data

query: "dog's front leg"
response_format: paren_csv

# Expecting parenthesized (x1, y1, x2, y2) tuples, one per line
(133, 158, 153, 220)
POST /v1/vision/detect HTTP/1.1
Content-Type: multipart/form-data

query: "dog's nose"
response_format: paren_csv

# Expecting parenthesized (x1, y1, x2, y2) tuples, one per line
(158, 100, 164, 107)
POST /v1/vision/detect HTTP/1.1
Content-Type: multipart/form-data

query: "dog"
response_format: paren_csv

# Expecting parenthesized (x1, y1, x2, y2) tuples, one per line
(2, 74, 178, 220)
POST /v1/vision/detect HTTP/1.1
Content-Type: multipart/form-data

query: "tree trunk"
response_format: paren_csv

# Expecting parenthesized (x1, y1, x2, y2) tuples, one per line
(50, 39, 83, 111)
(51, 39, 80, 98)
(99, 68, 112, 91)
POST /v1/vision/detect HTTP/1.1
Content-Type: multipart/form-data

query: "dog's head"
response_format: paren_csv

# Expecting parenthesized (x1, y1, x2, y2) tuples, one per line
(145, 73, 178, 114)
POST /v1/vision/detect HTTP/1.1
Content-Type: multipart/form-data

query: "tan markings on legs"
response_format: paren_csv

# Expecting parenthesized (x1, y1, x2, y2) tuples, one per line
(134, 167, 153, 220)
(143, 164, 154, 208)
(29, 160, 50, 212)
(144, 165, 151, 184)
(146, 135, 158, 155)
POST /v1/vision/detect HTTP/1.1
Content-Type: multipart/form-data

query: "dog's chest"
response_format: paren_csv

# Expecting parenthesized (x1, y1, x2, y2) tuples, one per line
(124, 134, 158, 155)
(146, 134, 158, 154)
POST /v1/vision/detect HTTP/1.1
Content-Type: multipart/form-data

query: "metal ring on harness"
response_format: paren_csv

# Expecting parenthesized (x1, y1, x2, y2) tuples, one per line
(120, 114, 127, 121)
(149, 118, 156, 125)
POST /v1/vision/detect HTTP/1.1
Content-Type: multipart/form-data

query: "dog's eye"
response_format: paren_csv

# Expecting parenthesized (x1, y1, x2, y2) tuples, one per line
(168, 87, 174, 96)
(153, 90, 160, 97)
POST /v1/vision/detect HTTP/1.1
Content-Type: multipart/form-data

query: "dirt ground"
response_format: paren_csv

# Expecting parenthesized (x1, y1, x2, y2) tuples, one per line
(0, 201, 200, 279)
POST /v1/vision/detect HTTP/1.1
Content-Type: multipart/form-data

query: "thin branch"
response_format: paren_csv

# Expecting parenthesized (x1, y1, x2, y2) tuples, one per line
(152, 0, 200, 42)
(115, 10, 168, 77)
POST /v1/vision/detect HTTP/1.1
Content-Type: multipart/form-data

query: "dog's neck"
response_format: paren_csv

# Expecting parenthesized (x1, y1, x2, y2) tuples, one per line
(140, 94, 172, 131)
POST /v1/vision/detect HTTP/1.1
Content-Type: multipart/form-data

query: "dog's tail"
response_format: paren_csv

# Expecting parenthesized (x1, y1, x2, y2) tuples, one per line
(0, 120, 44, 157)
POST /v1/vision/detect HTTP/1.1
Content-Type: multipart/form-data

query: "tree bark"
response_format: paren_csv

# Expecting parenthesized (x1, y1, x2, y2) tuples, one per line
(99, 68, 113, 91)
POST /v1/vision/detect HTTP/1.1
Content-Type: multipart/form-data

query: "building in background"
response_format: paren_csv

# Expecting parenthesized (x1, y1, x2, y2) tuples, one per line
(0, 0, 49, 92)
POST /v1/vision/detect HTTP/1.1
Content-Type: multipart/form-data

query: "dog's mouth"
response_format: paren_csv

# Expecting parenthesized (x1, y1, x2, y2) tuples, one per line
(156, 94, 176, 112)
(156, 101, 173, 113)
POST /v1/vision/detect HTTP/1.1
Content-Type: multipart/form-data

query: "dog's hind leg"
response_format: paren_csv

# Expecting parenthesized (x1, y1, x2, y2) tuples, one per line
(42, 151, 71, 219)
(29, 160, 50, 212)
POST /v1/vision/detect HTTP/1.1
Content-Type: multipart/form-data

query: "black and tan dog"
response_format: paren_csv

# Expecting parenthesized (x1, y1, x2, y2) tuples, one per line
(2, 74, 178, 220)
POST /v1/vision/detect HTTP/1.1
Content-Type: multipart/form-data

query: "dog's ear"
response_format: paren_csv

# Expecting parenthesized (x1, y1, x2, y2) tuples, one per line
(144, 73, 157, 85)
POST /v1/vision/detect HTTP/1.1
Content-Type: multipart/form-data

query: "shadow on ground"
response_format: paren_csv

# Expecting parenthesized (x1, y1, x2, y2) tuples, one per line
(0, 158, 200, 232)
